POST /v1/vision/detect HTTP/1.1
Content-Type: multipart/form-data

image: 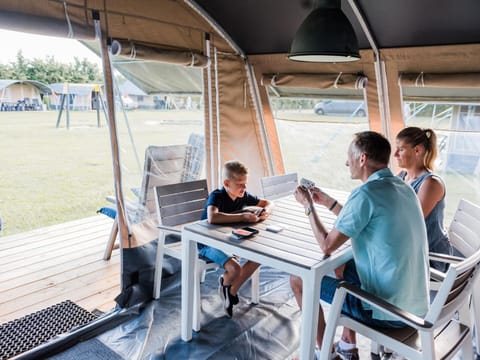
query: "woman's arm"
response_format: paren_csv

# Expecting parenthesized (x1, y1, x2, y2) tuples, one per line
(416, 176, 445, 218)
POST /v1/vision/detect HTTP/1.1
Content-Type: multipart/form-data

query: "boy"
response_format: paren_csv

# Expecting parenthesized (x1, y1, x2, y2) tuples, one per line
(200, 160, 273, 317)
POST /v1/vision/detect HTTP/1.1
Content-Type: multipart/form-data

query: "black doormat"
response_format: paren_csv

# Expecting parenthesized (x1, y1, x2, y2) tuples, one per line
(0, 300, 98, 360)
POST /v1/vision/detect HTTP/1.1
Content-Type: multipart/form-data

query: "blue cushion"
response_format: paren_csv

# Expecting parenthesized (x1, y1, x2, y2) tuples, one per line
(97, 207, 117, 219)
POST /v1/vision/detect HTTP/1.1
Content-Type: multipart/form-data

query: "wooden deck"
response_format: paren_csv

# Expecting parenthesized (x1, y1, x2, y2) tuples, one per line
(0, 215, 120, 324)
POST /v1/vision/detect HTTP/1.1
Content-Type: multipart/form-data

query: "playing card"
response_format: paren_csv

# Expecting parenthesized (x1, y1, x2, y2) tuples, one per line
(300, 177, 315, 189)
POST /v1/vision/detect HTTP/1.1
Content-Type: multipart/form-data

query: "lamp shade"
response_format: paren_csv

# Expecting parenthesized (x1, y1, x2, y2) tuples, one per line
(288, 0, 360, 62)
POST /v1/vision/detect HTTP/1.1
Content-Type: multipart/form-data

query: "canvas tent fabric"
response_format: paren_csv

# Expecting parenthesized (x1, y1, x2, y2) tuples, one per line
(0, 79, 52, 95)
(1, 0, 480, 334)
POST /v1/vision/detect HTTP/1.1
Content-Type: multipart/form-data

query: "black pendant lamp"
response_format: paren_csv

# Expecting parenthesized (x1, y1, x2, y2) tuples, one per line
(288, 0, 360, 62)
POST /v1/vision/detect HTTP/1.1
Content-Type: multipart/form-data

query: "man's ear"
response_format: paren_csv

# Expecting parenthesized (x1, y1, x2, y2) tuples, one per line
(359, 152, 367, 166)
(223, 178, 229, 187)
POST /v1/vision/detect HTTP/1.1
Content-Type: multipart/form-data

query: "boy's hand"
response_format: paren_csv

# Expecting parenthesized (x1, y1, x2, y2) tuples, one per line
(258, 208, 269, 221)
(242, 212, 258, 223)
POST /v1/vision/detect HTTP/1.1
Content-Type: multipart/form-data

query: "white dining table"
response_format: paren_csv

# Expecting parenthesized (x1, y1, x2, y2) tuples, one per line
(181, 190, 352, 360)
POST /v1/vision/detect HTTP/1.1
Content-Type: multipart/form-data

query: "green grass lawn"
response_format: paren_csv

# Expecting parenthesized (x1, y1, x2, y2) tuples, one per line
(0, 110, 203, 235)
(1, 109, 478, 236)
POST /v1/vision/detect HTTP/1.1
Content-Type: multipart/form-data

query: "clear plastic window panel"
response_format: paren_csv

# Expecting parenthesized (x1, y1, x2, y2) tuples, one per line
(404, 102, 480, 223)
(269, 96, 369, 193)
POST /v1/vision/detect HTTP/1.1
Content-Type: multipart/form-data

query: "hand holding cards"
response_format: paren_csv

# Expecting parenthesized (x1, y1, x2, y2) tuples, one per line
(300, 177, 315, 190)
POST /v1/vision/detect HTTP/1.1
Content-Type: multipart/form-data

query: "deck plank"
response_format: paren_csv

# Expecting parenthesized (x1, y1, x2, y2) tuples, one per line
(0, 215, 121, 324)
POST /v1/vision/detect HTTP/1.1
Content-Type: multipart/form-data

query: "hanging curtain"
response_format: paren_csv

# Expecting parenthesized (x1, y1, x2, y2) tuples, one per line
(111, 39, 209, 68)
(261, 73, 367, 90)
(399, 72, 480, 101)
(399, 72, 480, 88)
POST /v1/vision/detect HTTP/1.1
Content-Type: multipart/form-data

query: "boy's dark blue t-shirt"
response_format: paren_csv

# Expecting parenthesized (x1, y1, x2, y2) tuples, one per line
(201, 187, 260, 220)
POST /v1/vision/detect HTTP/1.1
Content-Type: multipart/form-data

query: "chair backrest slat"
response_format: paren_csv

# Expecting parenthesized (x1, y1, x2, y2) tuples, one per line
(429, 247, 480, 322)
(154, 179, 209, 228)
(139, 145, 191, 216)
(448, 199, 480, 257)
(261, 173, 298, 200)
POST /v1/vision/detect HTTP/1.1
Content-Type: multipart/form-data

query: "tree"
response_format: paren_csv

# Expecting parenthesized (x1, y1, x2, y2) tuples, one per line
(0, 50, 103, 84)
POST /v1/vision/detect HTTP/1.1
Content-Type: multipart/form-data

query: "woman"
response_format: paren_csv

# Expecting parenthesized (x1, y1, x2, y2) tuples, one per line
(394, 126, 453, 271)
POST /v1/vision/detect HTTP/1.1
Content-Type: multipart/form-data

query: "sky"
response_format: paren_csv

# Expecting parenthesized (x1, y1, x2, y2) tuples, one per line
(0, 29, 101, 65)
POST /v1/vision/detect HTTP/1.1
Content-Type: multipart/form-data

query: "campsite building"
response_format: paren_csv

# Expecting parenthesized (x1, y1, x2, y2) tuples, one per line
(49, 82, 102, 111)
(0, 79, 51, 111)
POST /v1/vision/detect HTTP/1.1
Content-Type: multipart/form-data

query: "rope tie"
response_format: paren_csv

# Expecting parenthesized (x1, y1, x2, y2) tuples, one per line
(129, 42, 136, 59)
(63, 2, 74, 38)
(334, 72, 343, 88)
(271, 74, 277, 87)
(415, 72, 425, 87)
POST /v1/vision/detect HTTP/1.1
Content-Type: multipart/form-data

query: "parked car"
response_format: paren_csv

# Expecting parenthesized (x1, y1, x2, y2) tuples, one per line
(313, 100, 366, 117)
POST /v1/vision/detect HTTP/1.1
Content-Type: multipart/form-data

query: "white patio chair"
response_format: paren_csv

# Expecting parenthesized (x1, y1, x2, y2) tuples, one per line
(103, 136, 205, 260)
(153, 180, 218, 331)
(446, 199, 480, 355)
(260, 172, 298, 200)
(320, 246, 480, 360)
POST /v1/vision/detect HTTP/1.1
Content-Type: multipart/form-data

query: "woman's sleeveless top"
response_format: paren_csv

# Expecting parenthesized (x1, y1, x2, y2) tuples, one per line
(399, 171, 452, 271)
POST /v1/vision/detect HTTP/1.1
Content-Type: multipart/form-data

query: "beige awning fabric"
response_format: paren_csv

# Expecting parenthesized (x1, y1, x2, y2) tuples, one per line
(399, 72, 480, 88)
(111, 39, 210, 68)
(261, 73, 367, 90)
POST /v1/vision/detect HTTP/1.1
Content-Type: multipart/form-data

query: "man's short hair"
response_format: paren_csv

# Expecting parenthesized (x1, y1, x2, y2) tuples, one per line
(222, 160, 249, 180)
(351, 131, 391, 165)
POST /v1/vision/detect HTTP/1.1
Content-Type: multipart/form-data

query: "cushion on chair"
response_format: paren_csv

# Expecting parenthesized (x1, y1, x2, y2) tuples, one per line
(97, 206, 117, 219)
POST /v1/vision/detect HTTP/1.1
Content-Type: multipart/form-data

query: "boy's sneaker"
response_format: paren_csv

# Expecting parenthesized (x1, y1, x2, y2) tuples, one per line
(218, 276, 238, 317)
(312, 346, 338, 360)
(333, 342, 359, 360)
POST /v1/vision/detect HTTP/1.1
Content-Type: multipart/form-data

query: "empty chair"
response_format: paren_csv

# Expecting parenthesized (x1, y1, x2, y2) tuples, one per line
(153, 179, 218, 330)
(103, 140, 205, 260)
(260, 172, 298, 200)
(447, 199, 480, 356)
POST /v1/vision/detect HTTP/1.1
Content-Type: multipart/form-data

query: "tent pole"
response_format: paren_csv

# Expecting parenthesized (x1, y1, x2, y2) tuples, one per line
(55, 95, 66, 128)
(205, 33, 216, 187)
(347, 0, 391, 139)
(93, 10, 128, 291)
(213, 47, 222, 185)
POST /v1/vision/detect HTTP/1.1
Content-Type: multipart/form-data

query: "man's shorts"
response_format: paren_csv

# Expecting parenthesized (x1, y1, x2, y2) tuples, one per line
(320, 260, 405, 328)
(197, 243, 231, 267)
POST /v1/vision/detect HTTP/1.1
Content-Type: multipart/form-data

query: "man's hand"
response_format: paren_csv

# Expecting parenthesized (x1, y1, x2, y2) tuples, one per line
(294, 185, 313, 207)
(311, 187, 330, 207)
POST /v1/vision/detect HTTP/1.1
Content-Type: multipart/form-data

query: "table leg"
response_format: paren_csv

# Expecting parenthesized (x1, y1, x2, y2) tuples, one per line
(299, 272, 321, 360)
(181, 235, 197, 341)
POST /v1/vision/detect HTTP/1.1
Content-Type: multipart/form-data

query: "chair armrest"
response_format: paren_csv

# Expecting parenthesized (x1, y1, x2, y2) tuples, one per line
(157, 225, 182, 235)
(337, 282, 433, 329)
(429, 252, 464, 264)
(430, 267, 446, 282)
(106, 195, 141, 213)
(106, 195, 116, 204)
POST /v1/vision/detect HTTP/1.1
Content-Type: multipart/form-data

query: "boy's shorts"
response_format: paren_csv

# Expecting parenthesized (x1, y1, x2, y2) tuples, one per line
(320, 260, 405, 329)
(197, 243, 231, 267)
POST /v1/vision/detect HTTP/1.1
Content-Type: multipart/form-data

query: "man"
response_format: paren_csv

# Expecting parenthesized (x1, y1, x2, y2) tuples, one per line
(291, 131, 429, 360)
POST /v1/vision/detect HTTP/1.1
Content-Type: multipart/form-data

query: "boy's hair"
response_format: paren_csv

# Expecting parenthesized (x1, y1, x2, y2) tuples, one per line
(222, 160, 248, 180)
(351, 131, 391, 166)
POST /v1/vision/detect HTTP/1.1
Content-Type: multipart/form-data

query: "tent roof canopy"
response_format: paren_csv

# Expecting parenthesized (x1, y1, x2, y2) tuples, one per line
(195, 0, 480, 55)
(0, 79, 52, 94)
(1, 1, 479, 57)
